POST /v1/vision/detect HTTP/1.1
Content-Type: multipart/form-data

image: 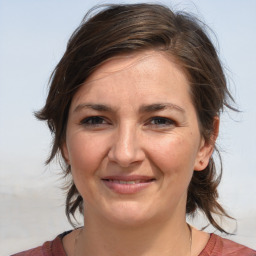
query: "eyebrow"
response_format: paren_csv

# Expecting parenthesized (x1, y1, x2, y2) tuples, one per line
(139, 103, 185, 114)
(73, 103, 114, 113)
(73, 103, 185, 114)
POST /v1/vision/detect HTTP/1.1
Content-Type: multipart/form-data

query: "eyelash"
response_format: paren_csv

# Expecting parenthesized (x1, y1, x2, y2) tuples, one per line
(146, 117, 176, 127)
(80, 116, 108, 127)
(80, 116, 175, 128)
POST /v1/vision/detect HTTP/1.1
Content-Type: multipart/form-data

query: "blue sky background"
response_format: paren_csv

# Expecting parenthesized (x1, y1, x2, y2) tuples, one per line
(0, 0, 256, 250)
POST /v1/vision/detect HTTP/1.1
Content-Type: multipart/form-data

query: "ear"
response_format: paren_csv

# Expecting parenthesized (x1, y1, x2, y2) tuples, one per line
(194, 117, 219, 171)
(61, 141, 70, 165)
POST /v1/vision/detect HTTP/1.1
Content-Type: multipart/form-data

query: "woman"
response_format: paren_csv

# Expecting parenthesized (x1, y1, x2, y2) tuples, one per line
(13, 3, 256, 256)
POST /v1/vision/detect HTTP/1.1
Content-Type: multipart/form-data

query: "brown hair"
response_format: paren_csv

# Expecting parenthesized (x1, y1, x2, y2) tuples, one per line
(36, 3, 236, 232)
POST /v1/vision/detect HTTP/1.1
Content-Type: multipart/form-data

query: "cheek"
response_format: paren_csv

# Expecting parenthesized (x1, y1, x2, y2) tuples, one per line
(67, 133, 106, 178)
(146, 133, 199, 176)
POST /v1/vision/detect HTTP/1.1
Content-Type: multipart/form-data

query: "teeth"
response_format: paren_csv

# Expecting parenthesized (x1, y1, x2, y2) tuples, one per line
(119, 180, 138, 184)
(111, 180, 140, 184)
(125, 181, 137, 184)
(106, 179, 154, 184)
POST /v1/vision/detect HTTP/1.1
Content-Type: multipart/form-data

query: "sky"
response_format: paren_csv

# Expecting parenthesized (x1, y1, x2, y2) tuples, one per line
(0, 0, 256, 249)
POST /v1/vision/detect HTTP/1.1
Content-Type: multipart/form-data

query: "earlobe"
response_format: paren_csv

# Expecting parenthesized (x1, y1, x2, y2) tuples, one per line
(194, 139, 214, 171)
(61, 142, 70, 165)
(194, 117, 219, 171)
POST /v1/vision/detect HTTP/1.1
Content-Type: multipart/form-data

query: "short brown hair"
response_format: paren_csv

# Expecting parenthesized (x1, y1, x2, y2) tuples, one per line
(36, 3, 236, 232)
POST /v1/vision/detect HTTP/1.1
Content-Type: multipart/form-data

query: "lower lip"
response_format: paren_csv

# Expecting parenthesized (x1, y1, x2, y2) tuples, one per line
(102, 180, 154, 194)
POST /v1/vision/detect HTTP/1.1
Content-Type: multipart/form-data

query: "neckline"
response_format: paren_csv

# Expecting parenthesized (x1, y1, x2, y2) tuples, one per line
(198, 233, 216, 256)
(58, 230, 216, 256)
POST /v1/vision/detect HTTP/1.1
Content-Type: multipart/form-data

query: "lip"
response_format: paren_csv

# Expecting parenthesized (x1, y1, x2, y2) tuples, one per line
(101, 175, 155, 194)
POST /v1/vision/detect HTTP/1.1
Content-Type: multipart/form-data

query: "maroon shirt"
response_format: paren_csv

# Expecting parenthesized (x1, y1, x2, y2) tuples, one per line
(12, 232, 256, 256)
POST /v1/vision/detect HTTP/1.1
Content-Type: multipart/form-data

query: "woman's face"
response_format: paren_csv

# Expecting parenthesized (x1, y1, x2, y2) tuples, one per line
(63, 51, 213, 226)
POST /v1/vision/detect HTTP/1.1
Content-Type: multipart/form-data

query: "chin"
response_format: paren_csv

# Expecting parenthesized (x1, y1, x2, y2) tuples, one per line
(103, 201, 155, 227)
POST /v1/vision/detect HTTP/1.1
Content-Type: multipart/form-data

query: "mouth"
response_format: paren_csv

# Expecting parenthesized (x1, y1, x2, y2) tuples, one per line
(102, 179, 155, 184)
(101, 176, 156, 194)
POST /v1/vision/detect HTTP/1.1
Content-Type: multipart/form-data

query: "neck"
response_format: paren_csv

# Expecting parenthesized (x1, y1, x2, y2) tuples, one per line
(75, 211, 191, 256)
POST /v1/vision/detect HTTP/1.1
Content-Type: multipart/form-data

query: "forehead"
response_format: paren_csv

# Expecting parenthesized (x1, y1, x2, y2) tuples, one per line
(69, 50, 194, 116)
(85, 50, 188, 86)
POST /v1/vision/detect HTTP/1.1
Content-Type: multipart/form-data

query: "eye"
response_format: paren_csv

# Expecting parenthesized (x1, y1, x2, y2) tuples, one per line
(147, 117, 176, 127)
(80, 116, 108, 127)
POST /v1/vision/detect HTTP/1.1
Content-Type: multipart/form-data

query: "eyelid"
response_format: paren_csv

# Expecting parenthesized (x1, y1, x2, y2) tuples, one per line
(146, 116, 176, 127)
(79, 115, 176, 129)
(79, 116, 109, 126)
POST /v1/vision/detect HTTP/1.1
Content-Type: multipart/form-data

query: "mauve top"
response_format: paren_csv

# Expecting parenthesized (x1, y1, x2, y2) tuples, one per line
(12, 232, 256, 256)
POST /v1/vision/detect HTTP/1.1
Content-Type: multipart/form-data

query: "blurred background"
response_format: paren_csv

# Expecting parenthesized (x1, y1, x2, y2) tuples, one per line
(0, 0, 255, 255)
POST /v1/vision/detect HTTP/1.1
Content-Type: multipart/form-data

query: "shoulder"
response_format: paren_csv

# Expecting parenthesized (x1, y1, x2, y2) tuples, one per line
(199, 233, 256, 256)
(11, 232, 69, 256)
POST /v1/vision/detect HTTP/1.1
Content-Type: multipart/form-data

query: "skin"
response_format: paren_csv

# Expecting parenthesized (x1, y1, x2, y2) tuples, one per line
(62, 51, 216, 256)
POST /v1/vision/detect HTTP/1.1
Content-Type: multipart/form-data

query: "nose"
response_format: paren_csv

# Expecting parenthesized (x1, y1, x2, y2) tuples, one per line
(107, 123, 145, 167)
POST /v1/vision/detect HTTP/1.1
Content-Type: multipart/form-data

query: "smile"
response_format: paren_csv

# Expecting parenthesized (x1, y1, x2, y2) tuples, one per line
(104, 179, 154, 184)
(101, 176, 155, 194)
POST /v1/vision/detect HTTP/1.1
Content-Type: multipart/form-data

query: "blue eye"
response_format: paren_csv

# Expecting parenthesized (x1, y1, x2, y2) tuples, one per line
(80, 116, 107, 126)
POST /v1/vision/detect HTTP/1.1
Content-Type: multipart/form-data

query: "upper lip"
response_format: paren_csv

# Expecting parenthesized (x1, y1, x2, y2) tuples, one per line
(101, 175, 155, 182)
